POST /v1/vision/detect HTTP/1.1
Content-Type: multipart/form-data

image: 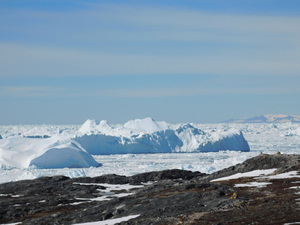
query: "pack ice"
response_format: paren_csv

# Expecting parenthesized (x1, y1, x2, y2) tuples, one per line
(0, 118, 250, 169)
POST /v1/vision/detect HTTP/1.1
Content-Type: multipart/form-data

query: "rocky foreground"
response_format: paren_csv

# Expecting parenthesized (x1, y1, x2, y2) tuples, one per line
(0, 154, 300, 225)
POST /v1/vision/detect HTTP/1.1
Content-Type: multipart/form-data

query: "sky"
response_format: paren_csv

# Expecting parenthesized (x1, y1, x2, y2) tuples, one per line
(1, 0, 300, 125)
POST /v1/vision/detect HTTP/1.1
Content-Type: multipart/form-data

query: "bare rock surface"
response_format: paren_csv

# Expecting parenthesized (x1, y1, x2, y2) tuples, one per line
(0, 154, 299, 225)
(203, 153, 300, 182)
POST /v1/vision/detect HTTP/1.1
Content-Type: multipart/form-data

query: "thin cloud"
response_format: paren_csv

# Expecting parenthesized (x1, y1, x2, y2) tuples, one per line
(0, 86, 68, 97)
(1, 82, 298, 98)
(0, 42, 299, 78)
(0, 4, 300, 78)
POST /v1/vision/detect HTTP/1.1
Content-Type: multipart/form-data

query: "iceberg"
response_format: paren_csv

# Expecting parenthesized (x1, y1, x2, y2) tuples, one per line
(174, 124, 249, 152)
(74, 118, 250, 155)
(73, 129, 182, 155)
(29, 141, 101, 169)
(0, 136, 100, 169)
(123, 117, 170, 133)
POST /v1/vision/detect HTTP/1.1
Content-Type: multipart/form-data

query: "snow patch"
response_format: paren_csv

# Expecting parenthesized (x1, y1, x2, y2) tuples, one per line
(212, 169, 300, 183)
(76, 192, 134, 202)
(70, 183, 146, 204)
(74, 183, 144, 191)
(283, 222, 300, 225)
(211, 169, 277, 182)
(288, 186, 300, 190)
(257, 171, 300, 180)
(234, 181, 272, 188)
(73, 215, 140, 225)
(0, 223, 21, 225)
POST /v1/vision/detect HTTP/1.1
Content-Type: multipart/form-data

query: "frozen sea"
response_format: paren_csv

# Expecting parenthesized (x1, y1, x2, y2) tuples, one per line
(0, 123, 299, 184)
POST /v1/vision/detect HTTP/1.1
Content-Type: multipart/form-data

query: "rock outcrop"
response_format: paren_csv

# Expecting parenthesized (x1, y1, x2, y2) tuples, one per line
(204, 153, 300, 182)
(0, 154, 299, 225)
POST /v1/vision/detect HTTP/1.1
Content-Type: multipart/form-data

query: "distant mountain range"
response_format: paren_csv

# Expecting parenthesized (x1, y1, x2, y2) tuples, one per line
(223, 114, 300, 123)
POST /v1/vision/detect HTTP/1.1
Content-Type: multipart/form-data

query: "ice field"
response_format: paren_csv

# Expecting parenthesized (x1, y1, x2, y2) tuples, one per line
(0, 121, 299, 184)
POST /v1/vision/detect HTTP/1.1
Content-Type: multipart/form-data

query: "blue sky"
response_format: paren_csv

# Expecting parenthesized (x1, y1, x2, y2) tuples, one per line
(1, 0, 300, 124)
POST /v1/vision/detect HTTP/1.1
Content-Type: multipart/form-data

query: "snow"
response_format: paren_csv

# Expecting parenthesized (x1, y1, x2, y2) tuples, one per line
(74, 183, 144, 191)
(75, 192, 134, 202)
(288, 186, 300, 190)
(0, 223, 21, 225)
(0, 194, 22, 197)
(59, 183, 146, 206)
(73, 215, 140, 225)
(211, 169, 277, 182)
(69, 183, 146, 203)
(234, 182, 272, 188)
(212, 170, 300, 183)
(259, 171, 300, 180)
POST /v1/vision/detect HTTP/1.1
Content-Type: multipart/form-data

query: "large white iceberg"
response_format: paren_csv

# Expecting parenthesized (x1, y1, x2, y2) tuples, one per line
(74, 118, 250, 155)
